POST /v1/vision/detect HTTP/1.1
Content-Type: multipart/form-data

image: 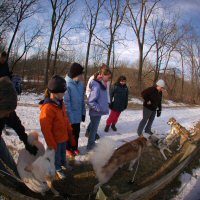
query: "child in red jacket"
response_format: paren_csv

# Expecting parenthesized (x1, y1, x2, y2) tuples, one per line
(40, 75, 75, 179)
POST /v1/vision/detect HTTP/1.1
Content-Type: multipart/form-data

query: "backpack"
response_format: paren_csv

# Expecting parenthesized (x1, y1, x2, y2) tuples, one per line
(11, 75, 22, 95)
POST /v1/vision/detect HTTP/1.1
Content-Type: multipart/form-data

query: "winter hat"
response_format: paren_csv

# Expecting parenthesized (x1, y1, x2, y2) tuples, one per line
(48, 75, 66, 93)
(156, 79, 165, 88)
(68, 63, 84, 79)
(0, 77, 17, 111)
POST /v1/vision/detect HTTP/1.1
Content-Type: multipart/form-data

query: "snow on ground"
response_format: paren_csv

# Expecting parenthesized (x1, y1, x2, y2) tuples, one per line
(3, 93, 200, 199)
(129, 97, 193, 108)
(18, 92, 43, 105)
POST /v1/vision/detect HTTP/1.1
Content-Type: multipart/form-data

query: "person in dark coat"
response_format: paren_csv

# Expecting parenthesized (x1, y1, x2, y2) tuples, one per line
(0, 51, 12, 78)
(104, 75, 128, 132)
(137, 79, 165, 136)
(0, 77, 38, 185)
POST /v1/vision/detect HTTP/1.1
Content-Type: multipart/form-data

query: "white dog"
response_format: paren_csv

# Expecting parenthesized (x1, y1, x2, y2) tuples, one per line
(17, 132, 59, 196)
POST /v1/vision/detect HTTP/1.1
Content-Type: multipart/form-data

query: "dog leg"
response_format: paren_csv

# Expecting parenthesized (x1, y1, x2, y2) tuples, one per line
(128, 159, 136, 171)
(93, 182, 102, 193)
(46, 179, 59, 197)
(160, 149, 167, 160)
(177, 144, 183, 151)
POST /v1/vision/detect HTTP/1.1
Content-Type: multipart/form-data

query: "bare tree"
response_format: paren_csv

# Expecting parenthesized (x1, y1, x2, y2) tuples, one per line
(51, 4, 75, 76)
(104, 0, 127, 67)
(11, 27, 42, 71)
(45, 0, 76, 85)
(7, 0, 39, 59)
(83, 0, 105, 84)
(126, 0, 161, 90)
(0, 0, 16, 34)
(150, 13, 181, 84)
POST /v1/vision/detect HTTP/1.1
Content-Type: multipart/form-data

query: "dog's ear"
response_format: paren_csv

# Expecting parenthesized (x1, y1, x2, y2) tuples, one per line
(24, 164, 33, 172)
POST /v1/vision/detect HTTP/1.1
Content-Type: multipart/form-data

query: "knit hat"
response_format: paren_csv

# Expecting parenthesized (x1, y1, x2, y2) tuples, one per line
(68, 63, 84, 79)
(0, 77, 17, 111)
(156, 79, 165, 88)
(48, 75, 66, 93)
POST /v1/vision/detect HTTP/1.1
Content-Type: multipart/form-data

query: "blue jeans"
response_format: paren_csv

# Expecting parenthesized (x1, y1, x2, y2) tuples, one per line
(87, 116, 101, 150)
(55, 142, 67, 171)
(137, 107, 156, 135)
(0, 138, 20, 182)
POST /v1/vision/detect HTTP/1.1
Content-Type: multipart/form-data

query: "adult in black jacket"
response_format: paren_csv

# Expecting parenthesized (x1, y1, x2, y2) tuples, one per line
(0, 51, 12, 78)
(0, 77, 38, 185)
(105, 75, 128, 132)
(137, 79, 165, 136)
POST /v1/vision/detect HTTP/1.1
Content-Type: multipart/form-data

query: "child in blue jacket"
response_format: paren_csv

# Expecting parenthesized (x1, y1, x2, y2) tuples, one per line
(64, 63, 86, 156)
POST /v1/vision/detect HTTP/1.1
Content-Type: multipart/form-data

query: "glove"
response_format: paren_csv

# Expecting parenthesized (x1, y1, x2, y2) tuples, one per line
(157, 110, 161, 117)
(82, 115, 85, 122)
(25, 143, 38, 156)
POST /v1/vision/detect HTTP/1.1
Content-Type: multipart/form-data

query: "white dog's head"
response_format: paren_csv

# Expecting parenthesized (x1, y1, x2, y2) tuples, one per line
(27, 131, 45, 157)
(28, 131, 39, 145)
(25, 148, 56, 181)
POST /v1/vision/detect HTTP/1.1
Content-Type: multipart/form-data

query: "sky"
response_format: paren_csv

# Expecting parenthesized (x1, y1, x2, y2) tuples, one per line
(15, 0, 200, 68)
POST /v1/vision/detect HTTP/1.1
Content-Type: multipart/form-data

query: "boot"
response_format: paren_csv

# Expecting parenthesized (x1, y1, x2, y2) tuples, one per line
(104, 125, 110, 132)
(111, 124, 117, 131)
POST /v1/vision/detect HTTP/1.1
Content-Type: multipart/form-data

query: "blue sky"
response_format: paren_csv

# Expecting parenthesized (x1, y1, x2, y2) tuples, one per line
(20, 0, 200, 67)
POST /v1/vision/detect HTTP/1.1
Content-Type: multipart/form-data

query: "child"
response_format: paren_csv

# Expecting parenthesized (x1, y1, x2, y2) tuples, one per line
(87, 68, 112, 150)
(85, 64, 110, 140)
(104, 75, 128, 132)
(64, 63, 85, 156)
(40, 75, 74, 179)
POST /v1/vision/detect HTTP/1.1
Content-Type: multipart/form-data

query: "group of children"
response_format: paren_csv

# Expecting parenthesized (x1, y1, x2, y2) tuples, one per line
(39, 63, 129, 178)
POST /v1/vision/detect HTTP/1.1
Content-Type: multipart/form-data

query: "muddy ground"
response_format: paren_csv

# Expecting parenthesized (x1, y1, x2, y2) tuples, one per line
(1, 123, 200, 200)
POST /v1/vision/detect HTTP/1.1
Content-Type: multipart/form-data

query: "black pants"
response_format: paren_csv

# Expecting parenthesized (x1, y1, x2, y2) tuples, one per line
(66, 123, 80, 151)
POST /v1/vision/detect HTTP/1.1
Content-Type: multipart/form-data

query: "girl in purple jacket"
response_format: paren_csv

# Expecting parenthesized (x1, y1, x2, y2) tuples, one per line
(87, 68, 112, 150)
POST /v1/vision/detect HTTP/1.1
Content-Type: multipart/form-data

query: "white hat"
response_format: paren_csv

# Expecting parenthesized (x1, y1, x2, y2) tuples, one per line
(156, 79, 165, 88)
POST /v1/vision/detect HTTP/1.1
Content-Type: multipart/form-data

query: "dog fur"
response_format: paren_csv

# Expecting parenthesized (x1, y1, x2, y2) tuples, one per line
(167, 117, 192, 151)
(90, 136, 148, 192)
(17, 132, 59, 196)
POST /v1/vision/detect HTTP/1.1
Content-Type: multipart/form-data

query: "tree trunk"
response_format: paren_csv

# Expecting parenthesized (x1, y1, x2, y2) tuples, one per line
(7, 22, 20, 59)
(45, 28, 55, 85)
(137, 44, 143, 91)
(106, 37, 113, 67)
(84, 32, 92, 86)
(180, 53, 184, 100)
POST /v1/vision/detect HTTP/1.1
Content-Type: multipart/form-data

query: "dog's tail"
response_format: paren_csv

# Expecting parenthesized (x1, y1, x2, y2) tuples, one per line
(90, 137, 116, 183)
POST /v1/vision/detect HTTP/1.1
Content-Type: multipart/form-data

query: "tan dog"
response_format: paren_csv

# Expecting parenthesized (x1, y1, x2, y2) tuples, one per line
(17, 132, 59, 196)
(90, 136, 148, 192)
(167, 117, 192, 151)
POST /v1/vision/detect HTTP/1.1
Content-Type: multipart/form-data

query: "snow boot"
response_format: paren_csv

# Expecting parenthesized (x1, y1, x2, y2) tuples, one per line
(104, 125, 110, 132)
(111, 124, 117, 131)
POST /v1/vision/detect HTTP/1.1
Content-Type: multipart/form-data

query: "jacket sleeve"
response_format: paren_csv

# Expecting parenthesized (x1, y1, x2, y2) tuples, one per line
(40, 105, 57, 151)
(141, 87, 152, 102)
(88, 82, 101, 112)
(64, 87, 74, 123)
(110, 85, 115, 103)
(125, 87, 129, 109)
(5, 63, 12, 78)
(82, 85, 86, 116)
(6, 111, 28, 144)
